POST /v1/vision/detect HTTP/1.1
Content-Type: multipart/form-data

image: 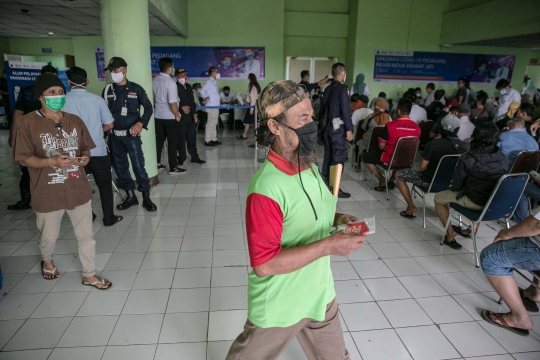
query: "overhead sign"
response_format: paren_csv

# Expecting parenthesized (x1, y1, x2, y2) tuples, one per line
(373, 50, 515, 84)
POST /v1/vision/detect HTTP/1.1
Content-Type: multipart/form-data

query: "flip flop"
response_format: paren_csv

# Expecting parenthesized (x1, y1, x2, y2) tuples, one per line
(41, 261, 59, 280)
(104, 215, 124, 227)
(519, 288, 540, 313)
(400, 211, 416, 219)
(82, 278, 112, 290)
(452, 225, 472, 238)
(481, 310, 529, 336)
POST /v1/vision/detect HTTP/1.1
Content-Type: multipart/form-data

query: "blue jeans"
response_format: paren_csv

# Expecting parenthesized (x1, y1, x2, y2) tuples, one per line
(480, 237, 540, 277)
(110, 135, 150, 192)
(513, 183, 540, 223)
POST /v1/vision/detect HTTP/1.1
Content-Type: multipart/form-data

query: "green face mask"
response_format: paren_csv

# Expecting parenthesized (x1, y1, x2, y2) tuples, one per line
(42, 95, 66, 111)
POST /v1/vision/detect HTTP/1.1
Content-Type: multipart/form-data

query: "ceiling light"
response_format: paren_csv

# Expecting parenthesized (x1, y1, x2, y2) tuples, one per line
(48, 31, 55, 35)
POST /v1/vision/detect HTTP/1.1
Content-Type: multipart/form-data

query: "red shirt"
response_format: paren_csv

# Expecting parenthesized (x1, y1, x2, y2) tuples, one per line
(379, 116, 421, 164)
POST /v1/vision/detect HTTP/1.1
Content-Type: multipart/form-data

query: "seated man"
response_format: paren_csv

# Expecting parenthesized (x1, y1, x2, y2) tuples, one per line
(479, 212, 540, 336)
(513, 176, 540, 223)
(497, 118, 539, 169)
(456, 103, 475, 142)
(426, 89, 446, 121)
(219, 86, 236, 124)
(405, 91, 428, 123)
(470, 92, 490, 125)
(363, 98, 421, 191)
(430, 105, 458, 139)
(396, 115, 469, 218)
(434, 123, 507, 249)
(350, 94, 372, 127)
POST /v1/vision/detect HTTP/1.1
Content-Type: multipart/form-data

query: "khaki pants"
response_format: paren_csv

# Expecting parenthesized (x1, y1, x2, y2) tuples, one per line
(205, 109, 219, 143)
(36, 200, 96, 277)
(434, 190, 484, 211)
(226, 299, 349, 360)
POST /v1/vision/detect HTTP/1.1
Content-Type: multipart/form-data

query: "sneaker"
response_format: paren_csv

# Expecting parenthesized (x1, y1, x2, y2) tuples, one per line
(205, 142, 216, 147)
(211, 140, 222, 145)
(191, 159, 206, 164)
(157, 164, 166, 172)
(169, 167, 187, 175)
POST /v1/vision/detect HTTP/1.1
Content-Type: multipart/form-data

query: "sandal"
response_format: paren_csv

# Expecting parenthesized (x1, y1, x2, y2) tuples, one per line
(387, 182, 396, 190)
(443, 235, 462, 250)
(400, 210, 416, 219)
(82, 278, 112, 290)
(373, 185, 386, 192)
(481, 310, 529, 336)
(452, 225, 471, 238)
(104, 215, 123, 227)
(237, 135, 247, 139)
(41, 261, 59, 280)
(519, 288, 540, 313)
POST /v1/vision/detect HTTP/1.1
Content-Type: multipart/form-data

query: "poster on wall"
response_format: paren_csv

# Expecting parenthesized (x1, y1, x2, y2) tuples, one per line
(95, 46, 106, 82)
(150, 46, 265, 79)
(373, 50, 515, 84)
(3, 60, 70, 113)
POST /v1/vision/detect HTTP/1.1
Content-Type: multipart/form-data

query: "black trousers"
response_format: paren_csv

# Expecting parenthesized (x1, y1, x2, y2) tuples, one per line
(155, 118, 181, 170)
(177, 116, 200, 165)
(321, 125, 347, 179)
(20, 165, 30, 196)
(85, 155, 115, 226)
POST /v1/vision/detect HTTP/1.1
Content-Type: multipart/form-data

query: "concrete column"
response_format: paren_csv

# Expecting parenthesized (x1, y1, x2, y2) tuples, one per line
(100, 0, 158, 182)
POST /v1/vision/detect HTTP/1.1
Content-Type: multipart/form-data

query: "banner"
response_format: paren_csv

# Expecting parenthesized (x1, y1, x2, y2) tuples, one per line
(373, 50, 515, 84)
(150, 46, 265, 80)
(95, 46, 106, 82)
(4, 60, 70, 113)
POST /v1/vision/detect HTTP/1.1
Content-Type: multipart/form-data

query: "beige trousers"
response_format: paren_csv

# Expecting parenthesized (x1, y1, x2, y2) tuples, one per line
(36, 200, 96, 277)
(226, 299, 350, 360)
(205, 109, 219, 143)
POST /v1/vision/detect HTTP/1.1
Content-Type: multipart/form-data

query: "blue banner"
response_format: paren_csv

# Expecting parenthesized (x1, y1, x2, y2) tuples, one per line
(150, 46, 265, 80)
(373, 50, 515, 84)
(95, 46, 106, 82)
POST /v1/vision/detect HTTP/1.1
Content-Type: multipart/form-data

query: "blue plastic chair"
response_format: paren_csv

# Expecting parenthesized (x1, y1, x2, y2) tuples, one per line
(440, 173, 529, 267)
(412, 154, 461, 228)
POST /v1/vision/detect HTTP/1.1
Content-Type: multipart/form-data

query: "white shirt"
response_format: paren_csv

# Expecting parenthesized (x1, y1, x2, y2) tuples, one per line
(496, 87, 521, 120)
(220, 92, 235, 103)
(239, 59, 261, 79)
(193, 90, 201, 106)
(457, 116, 475, 142)
(424, 91, 446, 107)
(492, 66, 509, 84)
(152, 73, 179, 119)
(409, 104, 427, 123)
(351, 108, 373, 127)
(200, 77, 220, 106)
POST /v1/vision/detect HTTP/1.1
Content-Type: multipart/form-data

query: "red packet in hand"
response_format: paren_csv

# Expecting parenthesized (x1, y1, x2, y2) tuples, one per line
(345, 217, 376, 235)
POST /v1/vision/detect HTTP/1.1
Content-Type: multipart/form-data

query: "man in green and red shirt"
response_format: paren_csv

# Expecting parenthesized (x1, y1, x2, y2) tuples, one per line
(226, 81, 365, 360)
(363, 98, 421, 191)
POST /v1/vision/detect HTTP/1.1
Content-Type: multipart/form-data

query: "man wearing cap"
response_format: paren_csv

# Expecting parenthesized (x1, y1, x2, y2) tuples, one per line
(63, 66, 123, 227)
(226, 80, 365, 360)
(396, 114, 469, 218)
(456, 103, 475, 142)
(152, 57, 185, 175)
(321, 63, 353, 198)
(8, 65, 58, 211)
(175, 67, 205, 165)
(12, 73, 111, 289)
(199, 66, 222, 146)
(102, 57, 156, 212)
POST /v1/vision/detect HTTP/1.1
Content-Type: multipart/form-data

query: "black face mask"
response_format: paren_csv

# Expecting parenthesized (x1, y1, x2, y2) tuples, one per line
(285, 121, 318, 156)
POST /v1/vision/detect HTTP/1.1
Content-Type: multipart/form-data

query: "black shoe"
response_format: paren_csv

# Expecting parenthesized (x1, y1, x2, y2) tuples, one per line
(338, 189, 351, 198)
(157, 164, 166, 172)
(205, 142, 216, 147)
(92, 212, 97, 222)
(142, 190, 157, 212)
(211, 141, 222, 145)
(7, 192, 31, 210)
(443, 236, 462, 250)
(191, 159, 206, 164)
(169, 167, 187, 175)
(116, 190, 139, 210)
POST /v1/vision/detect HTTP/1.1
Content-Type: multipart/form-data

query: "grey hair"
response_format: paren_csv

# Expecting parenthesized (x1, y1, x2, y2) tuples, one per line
(507, 118, 525, 129)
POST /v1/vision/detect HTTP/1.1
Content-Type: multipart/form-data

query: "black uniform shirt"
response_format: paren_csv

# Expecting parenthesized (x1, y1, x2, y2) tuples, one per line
(15, 85, 42, 115)
(177, 82, 196, 119)
(299, 80, 318, 93)
(102, 80, 153, 131)
(323, 80, 353, 132)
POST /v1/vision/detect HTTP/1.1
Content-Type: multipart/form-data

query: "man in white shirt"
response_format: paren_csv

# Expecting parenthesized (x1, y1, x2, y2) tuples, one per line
(200, 67, 222, 146)
(152, 57, 185, 174)
(237, 48, 261, 79)
(405, 91, 427, 123)
(492, 57, 510, 84)
(220, 86, 236, 127)
(350, 94, 373, 127)
(495, 79, 522, 121)
(424, 82, 446, 107)
(455, 103, 475, 142)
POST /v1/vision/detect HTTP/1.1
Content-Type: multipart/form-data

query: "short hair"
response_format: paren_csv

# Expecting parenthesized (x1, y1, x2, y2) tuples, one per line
(426, 83, 435, 90)
(476, 93, 487, 106)
(209, 67, 218, 76)
(222, 55, 231, 61)
(520, 103, 534, 117)
(403, 90, 416, 102)
(508, 118, 525, 129)
(331, 63, 346, 77)
(415, 87, 421, 92)
(471, 122, 500, 147)
(158, 57, 174, 72)
(193, 82, 201, 88)
(301, 70, 309, 79)
(223, 86, 230, 91)
(496, 79, 509, 89)
(458, 76, 470, 88)
(434, 89, 445, 101)
(397, 98, 413, 115)
(350, 93, 361, 103)
(66, 66, 87, 85)
(41, 65, 57, 74)
(378, 92, 386, 98)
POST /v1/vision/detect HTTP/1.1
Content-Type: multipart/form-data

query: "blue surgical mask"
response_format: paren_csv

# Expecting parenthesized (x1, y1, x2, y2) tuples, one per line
(224, 61, 231, 67)
(247, 53, 253, 59)
(499, 61, 505, 67)
(479, 68, 485, 73)
(500, 89, 507, 96)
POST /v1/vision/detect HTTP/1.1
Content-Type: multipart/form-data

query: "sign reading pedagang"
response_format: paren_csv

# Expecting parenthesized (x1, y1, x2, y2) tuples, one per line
(373, 50, 515, 84)
(150, 46, 265, 80)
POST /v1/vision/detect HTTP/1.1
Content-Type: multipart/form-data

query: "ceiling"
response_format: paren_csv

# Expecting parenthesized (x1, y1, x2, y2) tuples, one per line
(0, 0, 180, 38)
(455, 33, 540, 49)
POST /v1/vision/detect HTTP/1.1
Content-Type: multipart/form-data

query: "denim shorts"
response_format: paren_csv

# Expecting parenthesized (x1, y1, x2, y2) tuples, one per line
(480, 237, 540, 277)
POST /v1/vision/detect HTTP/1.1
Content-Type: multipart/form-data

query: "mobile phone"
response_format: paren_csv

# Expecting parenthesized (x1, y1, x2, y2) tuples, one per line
(529, 170, 540, 179)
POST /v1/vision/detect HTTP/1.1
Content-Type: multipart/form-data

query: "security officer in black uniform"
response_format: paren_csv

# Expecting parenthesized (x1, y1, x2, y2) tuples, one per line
(102, 57, 157, 211)
(175, 68, 205, 165)
(7, 65, 58, 210)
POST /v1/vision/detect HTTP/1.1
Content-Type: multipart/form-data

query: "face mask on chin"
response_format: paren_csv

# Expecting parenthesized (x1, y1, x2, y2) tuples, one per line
(111, 71, 125, 84)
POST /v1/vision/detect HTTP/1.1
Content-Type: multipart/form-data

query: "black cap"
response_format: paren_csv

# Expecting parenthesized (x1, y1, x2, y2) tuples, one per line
(358, 95, 369, 104)
(41, 65, 58, 74)
(34, 73, 65, 98)
(104, 57, 128, 71)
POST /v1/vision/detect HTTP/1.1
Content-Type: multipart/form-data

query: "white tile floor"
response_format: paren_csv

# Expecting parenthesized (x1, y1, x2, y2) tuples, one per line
(0, 127, 540, 359)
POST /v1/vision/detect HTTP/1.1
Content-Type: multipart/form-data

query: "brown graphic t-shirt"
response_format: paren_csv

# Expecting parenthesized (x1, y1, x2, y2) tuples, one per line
(13, 111, 96, 213)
